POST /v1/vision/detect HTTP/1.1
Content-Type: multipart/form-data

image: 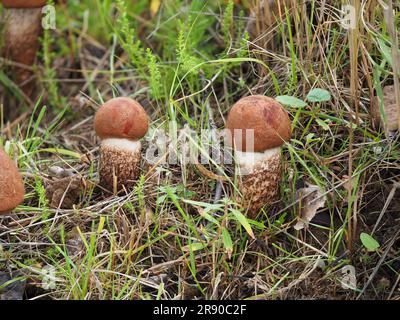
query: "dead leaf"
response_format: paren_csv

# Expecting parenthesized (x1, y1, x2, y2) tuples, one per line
(147, 274, 168, 286)
(46, 173, 84, 209)
(294, 182, 326, 230)
(49, 166, 74, 178)
(244, 274, 271, 292)
(195, 163, 228, 182)
(150, 0, 161, 17)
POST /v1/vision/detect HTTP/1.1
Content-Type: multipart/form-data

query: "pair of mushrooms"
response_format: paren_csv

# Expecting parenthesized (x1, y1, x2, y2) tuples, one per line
(0, 96, 290, 215)
(94, 95, 291, 215)
(1, 0, 47, 95)
(1, 1, 291, 215)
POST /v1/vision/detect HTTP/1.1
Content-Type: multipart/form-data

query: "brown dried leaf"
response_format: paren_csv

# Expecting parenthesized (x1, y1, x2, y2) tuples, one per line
(150, 0, 161, 17)
(294, 183, 326, 230)
(46, 175, 83, 209)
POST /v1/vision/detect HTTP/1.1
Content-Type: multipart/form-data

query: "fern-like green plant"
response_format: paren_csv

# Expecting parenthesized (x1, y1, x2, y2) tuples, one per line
(222, 0, 234, 48)
(115, 0, 146, 74)
(34, 175, 50, 221)
(146, 48, 162, 100)
(236, 31, 250, 59)
(176, 27, 202, 75)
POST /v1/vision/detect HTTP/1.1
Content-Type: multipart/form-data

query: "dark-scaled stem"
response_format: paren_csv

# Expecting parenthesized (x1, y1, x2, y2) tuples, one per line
(99, 139, 142, 193)
(235, 147, 282, 217)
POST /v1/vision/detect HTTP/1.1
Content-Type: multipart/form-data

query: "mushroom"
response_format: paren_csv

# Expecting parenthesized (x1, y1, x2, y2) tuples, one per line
(1, 0, 47, 95)
(94, 97, 149, 192)
(0, 147, 25, 214)
(225, 95, 291, 216)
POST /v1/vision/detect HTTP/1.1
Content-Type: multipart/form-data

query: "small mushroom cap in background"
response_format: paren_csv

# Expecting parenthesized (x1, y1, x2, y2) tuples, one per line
(94, 97, 149, 141)
(0, 148, 25, 214)
(1, 0, 48, 8)
(226, 95, 291, 152)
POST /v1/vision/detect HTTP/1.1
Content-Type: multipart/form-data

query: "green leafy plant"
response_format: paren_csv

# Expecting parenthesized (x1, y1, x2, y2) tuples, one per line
(276, 95, 307, 107)
(146, 48, 163, 99)
(276, 88, 332, 107)
(306, 88, 332, 103)
(360, 233, 380, 252)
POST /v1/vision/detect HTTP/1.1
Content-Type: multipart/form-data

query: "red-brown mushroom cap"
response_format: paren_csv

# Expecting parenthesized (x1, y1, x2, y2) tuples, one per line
(2, 0, 47, 8)
(0, 148, 25, 214)
(226, 95, 291, 152)
(94, 97, 149, 141)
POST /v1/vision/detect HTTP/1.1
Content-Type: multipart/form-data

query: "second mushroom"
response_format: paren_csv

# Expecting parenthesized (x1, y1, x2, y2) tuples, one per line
(225, 95, 291, 216)
(94, 97, 149, 193)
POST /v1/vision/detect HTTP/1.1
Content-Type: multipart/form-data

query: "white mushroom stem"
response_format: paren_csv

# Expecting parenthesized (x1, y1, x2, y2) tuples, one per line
(3, 7, 43, 93)
(234, 147, 282, 216)
(99, 138, 142, 193)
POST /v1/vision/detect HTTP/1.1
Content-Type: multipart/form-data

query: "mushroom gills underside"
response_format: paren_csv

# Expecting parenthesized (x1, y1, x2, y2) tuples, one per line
(234, 147, 282, 216)
(99, 138, 141, 191)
